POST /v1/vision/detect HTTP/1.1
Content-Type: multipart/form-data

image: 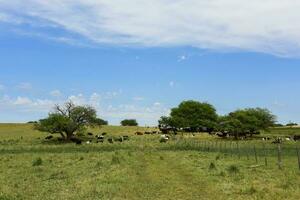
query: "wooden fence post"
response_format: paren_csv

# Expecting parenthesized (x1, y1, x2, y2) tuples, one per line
(237, 141, 240, 159)
(296, 146, 300, 171)
(263, 143, 268, 166)
(230, 142, 233, 157)
(277, 143, 283, 170)
(254, 145, 258, 164)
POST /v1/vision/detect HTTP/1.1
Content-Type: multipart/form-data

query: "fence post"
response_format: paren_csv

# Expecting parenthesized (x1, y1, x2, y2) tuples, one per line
(263, 143, 268, 166)
(237, 141, 240, 159)
(277, 143, 283, 170)
(296, 146, 300, 171)
(230, 142, 233, 157)
(254, 145, 258, 164)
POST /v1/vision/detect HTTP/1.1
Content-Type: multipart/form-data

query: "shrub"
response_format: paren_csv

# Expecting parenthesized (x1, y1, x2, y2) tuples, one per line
(32, 157, 43, 166)
(111, 155, 121, 165)
(209, 162, 216, 170)
(227, 164, 239, 174)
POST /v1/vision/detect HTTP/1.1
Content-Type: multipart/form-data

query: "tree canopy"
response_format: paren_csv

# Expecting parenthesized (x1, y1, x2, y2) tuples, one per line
(159, 100, 218, 132)
(120, 119, 138, 126)
(218, 108, 276, 139)
(35, 101, 106, 140)
(159, 100, 277, 138)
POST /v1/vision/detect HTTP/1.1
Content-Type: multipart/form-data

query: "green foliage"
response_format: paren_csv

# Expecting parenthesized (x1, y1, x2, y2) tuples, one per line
(218, 108, 276, 138)
(120, 119, 138, 126)
(286, 122, 298, 127)
(209, 162, 216, 170)
(32, 157, 43, 166)
(160, 100, 218, 131)
(34, 101, 106, 140)
(227, 165, 240, 174)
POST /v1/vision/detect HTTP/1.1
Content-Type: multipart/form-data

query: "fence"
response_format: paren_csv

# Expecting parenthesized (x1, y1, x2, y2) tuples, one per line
(163, 139, 300, 170)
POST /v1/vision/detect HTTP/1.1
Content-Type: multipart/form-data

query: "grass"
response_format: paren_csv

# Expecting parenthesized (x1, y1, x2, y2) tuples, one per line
(0, 124, 300, 199)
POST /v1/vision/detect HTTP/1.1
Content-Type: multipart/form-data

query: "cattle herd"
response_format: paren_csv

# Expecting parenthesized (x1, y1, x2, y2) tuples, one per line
(43, 129, 300, 145)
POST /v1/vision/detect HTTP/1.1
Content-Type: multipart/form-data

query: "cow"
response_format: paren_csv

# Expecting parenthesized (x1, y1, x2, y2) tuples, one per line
(45, 135, 53, 140)
(152, 131, 158, 134)
(123, 136, 129, 141)
(160, 134, 169, 143)
(108, 138, 114, 143)
(115, 137, 123, 142)
(87, 132, 93, 136)
(95, 135, 104, 143)
(272, 138, 283, 144)
(293, 135, 300, 141)
(70, 137, 82, 145)
(145, 131, 152, 135)
(135, 132, 144, 136)
(101, 132, 107, 136)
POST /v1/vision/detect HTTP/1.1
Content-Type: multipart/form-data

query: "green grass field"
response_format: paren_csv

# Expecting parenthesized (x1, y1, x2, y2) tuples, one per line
(1, 124, 300, 200)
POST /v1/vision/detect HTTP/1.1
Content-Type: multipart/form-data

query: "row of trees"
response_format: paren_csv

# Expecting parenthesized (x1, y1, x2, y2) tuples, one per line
(159, 100, 276, 139)
(35, 102, 140, 141)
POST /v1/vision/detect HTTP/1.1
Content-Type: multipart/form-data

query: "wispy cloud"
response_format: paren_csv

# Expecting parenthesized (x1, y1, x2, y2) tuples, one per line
(133, 96, 144, 101)
(50, 90, 62, 97)
(16, 82, 32, 90)
(169, 81, 175, 88)
(0, 84, 5, 90)
(1, 0, 300, 56)
(0, 92, 168, 125)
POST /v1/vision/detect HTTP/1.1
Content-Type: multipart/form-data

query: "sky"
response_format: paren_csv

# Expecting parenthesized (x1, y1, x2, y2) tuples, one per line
(1, 0, 300, 125)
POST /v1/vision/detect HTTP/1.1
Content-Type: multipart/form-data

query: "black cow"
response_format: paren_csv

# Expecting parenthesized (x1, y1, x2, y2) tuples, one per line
(45, 135, 53, 140)
(294, 135, 300, 141)
(272, 138, 282, 144)
(123, 136, 129, 141)
(87, 132, 93, 136)
(101, 132, 107, 136)
(108, 138, 114, 143)
(70, 137, 82, 145)
(115, 137, 123, 142)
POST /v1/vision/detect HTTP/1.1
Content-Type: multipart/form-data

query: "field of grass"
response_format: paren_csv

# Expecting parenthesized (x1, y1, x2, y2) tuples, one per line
(0, 124, 300, 200)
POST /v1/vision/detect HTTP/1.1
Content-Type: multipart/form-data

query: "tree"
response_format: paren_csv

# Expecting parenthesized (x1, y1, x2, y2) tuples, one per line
(161, 100, 218, 132)
(121, 119, 138, 126)
(218, 108, 276, 139)
(158, 116, 174, 127)
(286, 122, 298, 127)
(35, 101, 105, 141)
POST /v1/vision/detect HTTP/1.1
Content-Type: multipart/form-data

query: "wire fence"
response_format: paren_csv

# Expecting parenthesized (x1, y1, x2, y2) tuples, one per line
(163, 139, 300, 170)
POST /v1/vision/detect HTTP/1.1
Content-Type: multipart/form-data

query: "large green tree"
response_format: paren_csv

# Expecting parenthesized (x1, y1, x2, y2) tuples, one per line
(161, 100, 218, 132)
(35, 101, 105, 141)
(218, 108, 276, 139)
(120, 119, 138, 126)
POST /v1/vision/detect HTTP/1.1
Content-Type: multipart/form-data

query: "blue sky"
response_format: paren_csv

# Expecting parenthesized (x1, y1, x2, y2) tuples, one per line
(1, 1, 300, 125)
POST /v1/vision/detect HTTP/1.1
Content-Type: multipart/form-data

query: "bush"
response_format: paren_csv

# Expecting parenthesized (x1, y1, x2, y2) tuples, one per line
(227, 164, 239, 174)
(209, 162, 216, 170)
(32, 157, 43, 166)
(120, 119, 138, 126)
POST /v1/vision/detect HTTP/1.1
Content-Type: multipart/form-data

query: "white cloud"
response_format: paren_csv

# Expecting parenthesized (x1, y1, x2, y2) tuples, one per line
(14, 97, 32, 105)
(1, 0, 300, 56)
(178, 55, 187, 62)
(17, 82, 32, 90)
(153, 102, 161, 107)
(0, 93, 168, 125)
(101, 103, 169, 125)
(133, 96, 144, 101)
(169, 81, 175, 87)
(50, 90, 62, 97)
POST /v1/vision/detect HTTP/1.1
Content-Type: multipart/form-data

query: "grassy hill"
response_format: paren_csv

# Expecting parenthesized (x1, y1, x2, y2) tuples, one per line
(0, 124, 300, 200)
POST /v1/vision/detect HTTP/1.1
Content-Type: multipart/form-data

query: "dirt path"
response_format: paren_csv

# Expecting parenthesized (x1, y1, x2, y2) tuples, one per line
(115, 151, 214, 200)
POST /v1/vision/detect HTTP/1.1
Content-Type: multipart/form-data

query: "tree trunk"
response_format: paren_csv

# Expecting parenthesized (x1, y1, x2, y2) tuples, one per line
(66, 133, 74, 141)
(60, 132, 66, 140)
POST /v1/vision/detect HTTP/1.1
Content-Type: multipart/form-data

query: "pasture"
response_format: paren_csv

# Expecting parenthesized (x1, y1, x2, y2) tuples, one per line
(0, 124, 300, 200)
